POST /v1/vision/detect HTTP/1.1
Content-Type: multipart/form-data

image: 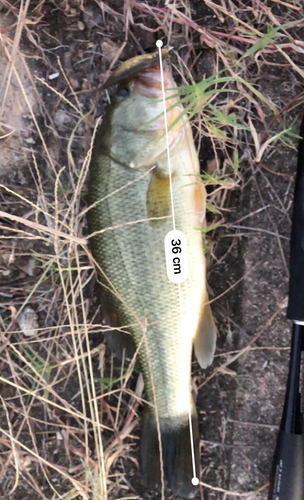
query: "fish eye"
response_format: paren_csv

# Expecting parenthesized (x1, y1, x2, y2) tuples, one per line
(116, 87, 130, 101)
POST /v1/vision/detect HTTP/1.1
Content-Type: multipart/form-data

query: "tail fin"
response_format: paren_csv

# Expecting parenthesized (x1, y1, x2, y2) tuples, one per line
(140, 405, 200, 498)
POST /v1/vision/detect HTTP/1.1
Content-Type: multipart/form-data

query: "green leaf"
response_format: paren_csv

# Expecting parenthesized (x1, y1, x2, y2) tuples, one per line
(206, 202, 222, 215)
(197, 221, 223, 233)
(240, 24, 284, 60)
(208, 122, 227, 139)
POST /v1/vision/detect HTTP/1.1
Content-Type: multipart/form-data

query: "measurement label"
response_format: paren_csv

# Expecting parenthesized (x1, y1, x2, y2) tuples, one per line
(164, 230, 189, 284)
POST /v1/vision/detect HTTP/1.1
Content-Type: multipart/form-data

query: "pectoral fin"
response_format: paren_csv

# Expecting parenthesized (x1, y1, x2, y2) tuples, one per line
(193, 181, 206, 224)
(194, 296, 217, 369)
(146, 171, 171, 227)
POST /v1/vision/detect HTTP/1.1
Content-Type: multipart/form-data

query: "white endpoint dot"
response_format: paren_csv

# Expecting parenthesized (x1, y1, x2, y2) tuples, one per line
(156, 40, 163, 48)
(192, 477, 199, 486)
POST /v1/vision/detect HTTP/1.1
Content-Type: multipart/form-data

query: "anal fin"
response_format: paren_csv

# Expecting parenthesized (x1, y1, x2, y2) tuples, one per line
(99, 293, 136, 362)
(104, 329, 136, 363)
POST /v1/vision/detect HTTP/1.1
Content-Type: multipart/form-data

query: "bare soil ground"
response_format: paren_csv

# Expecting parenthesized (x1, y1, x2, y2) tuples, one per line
(1, 1, 304, 500)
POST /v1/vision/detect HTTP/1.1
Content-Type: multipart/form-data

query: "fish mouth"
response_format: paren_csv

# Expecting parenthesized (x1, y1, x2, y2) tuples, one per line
(101, 49, 169, 89)
(134, 63, 173, 98)
(132, 64, 185, 137)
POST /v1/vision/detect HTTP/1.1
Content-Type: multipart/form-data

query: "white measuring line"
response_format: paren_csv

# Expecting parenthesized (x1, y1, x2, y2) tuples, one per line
(156, 39, 199, 487)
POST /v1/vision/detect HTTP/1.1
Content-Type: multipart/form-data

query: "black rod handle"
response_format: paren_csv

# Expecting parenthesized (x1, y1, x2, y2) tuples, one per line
(268, 324, 304, 499)
(268, 432, 304, 500)
(287, 116, 304, 321)
(280, 323, 303, 434)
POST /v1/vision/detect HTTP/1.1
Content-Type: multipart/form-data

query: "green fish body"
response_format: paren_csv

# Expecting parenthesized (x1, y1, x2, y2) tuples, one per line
(87, 53, 216, 498)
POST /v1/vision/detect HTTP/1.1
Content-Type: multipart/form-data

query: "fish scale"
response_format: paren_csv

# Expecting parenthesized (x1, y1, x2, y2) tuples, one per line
(89, 152, 202, 413)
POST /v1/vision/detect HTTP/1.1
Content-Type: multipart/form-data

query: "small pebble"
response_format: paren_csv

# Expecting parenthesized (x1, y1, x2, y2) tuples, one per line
(17, 306, 39, 337)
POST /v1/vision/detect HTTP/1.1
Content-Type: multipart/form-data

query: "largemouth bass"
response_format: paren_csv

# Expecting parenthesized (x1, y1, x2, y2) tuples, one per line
(87, 51, 217, 498)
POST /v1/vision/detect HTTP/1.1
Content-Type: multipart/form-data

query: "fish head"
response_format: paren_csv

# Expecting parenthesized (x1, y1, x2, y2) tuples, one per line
(107, 62, 187, 171)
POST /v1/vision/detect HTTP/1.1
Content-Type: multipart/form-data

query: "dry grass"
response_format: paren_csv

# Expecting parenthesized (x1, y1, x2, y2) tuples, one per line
(0, 1, 303, 499)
